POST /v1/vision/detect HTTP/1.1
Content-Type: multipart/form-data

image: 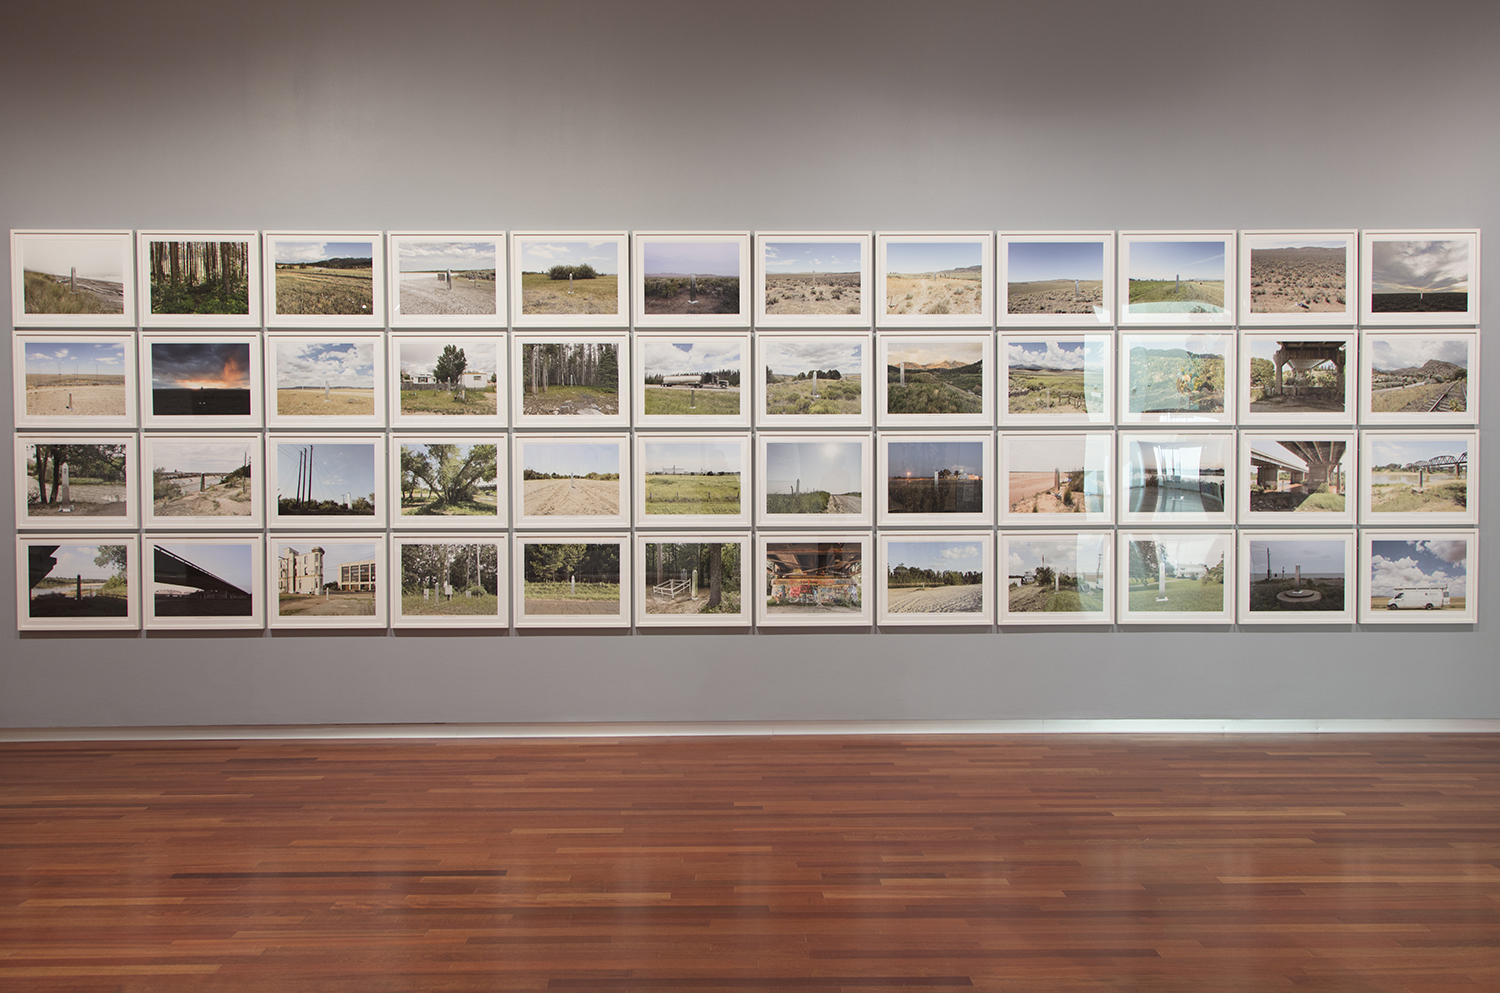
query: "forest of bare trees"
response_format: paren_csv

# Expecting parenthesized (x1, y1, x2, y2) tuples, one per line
(522, 343, 619, 395)
(148, 240, 251, 315)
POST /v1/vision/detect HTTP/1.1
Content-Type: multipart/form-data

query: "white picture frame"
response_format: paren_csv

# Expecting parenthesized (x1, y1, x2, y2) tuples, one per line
(389, 334, 506, 428)
(263, 230, 385, 328)
(1359, 330, 1477, 425)
(876, 334, 992, 427)
(634, 333, 751, 428)
(877, 432, 993, 527)
(265, 333, 386, 429)
(1238, 431, 1356, 527)
(16, 434, 138, 530)
(1118, 230, 1235, 326)
(513, 533, 631, 629)
(875, 231, 993, 329)
(1238, 530, 1356, 625)
(997, 333, 1113, 426)
(268, 534, 388, 629)
(878, 531, 994, 626)
(137, 230, 261, 328)
(512, 433, 630, 529)
(1359, 531, 1477, 624)
(511, 333, 630, 429)
(140, 333, 263, 430)
(1118, 431, 1235, 527)
(758, 532, 872, 627)
(1118, 332, 1236, 425)
(754, 231, 872, 328)
(998, 530, 1114, 626)
(756, 433, 872, 528)
(267, 434, 387, 529)
(510, 231, 628, 328)
(11, 229, 135, 329)
(756, 333, 872, 428)
(17, 535, 140, 632)
(14, 333, 137, 429)
(1359, 431, 1478, 527)
(390, 434, 506, 529)
(1116, 530, 1234, 625)
(1238, 331, 1355, 426)
(141, 434, 264, 529)
(632, 231, 751, 328)
(390, 535, 509, 628)
(387, 231, 505, 328)
(1360, 229, 1480, 326)
(634, 533, 753, 627)
(997, 231, 1115, 328)
(144, 534, 265, 631)
(1238, 229, 1356, 326)
(634, 433, 750, 528)
(998, 430, 1114, 526)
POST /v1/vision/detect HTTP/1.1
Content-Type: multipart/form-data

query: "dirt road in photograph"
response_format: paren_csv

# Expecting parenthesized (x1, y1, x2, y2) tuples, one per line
(886, 585, 983, 613)
(825, 494, 862, 514)
(155, 483, 253, 518)
(398, 274, 496, 315)
(26, 384, 127, 416)
(1008, 471, 1059, 506)
(885, 275, 982, 316)
(523, 477, 620, 517)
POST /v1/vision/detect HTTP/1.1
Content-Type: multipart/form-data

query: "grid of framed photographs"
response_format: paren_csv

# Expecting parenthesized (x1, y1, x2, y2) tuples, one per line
(11, 228, 1480, 632)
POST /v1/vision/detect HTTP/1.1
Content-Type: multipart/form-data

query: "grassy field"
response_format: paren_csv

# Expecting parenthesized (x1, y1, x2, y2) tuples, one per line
(401, 490, 498, 517)
(765, 272, 861, 315)
(888, 478, 983, 515)
(1007, 279, 1103, 315)
(24, 271, 124, 314)
(275, 266, 374, 316)
(764, 376, 861, 416)
(400, 592, 499, 616)
(1249, 578, 1346, 613)
(521, 273, 620, 315)
(1369, 478, 1466, 514)
(1128, 279, 1225, 309)
(399, 388, 497, 416)
(1370, 380, 1466, 413)
(1127, 578, 1225, 613)
(765, 491, 831, 514)
(886, 381, 982, 415)
(1007, 368, 1096, 414)
(643, 474, 741, 515)
(277, 389, 375, 416)
(642, 385, 740, 416)
(522, 384, 619, 416)
(643, 276, 739, 315)
(523, 582, 620, 601)
(1007, 584, 1104, 613)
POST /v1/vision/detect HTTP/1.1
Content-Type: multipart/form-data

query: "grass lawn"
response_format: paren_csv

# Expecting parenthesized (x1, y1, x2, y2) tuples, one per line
(401, 592, 499, 616)
(1007, 584, 1105, 613)
(401, 492, 499, 516)
(642, 386, 740, 416)
(1128, 279, 1225, 308)
(1249, 579, 1346, 613)
(886, 382, 982, 415)
(524, 582, 620, 601)
(520, 272, 620, 315)
(643, 474, 741, 515)
(275, 267, 373, 316)
(764, 377, 861, 416)
(1369, 479, 1466, 514)
(765, 491, 830, 514)
(1128, 578, 1225, 612)
(399, 388, 497, 415)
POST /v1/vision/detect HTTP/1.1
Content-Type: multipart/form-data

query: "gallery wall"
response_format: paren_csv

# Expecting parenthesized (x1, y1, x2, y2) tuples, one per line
(1, 0, 1496, 728)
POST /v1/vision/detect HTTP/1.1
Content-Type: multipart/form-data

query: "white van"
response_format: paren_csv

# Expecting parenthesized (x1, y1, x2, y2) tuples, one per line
(1385, 587, 1449, 610)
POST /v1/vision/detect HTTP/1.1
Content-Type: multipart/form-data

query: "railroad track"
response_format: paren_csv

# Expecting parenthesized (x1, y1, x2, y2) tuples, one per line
(1417, 379, 1466, 413)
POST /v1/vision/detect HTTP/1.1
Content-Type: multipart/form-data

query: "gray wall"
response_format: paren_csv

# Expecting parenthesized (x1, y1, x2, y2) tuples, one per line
(2, 0, 1495, 728)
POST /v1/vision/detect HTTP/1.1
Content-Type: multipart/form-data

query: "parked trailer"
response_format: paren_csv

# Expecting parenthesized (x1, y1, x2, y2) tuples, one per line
(1385, 587, 1450, 610)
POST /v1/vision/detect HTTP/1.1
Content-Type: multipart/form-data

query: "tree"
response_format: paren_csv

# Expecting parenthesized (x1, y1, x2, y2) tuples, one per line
(399, 447, 431, 503)
(404, 444, 496, 508)
(706, 543, 723, 609)
(93, 545, 129, 577)
(526, 543, 586, 582)
(434, 345, 467, 383)
(1034, 565, 1055, 589)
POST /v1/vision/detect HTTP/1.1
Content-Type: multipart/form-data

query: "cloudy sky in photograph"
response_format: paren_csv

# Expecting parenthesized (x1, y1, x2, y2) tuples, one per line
(150, 439, 254, 474)
(1006, 535, 1108, 575)
(397, 339, 499, 378)
(1248, 538, 1348, 578)
(275, 340, 375, 388)
(762, 339, 862, 376)
(397, 240, 497, 272)
(34, 544, 127, 583)
(762, 240, 862, 273)
(150, 341, 251, 390)
(1005, 338, 1101, 371)
(1368, 538, 1467, 598)
(641, 339, 742, 377)
(25, 340, 125, 375)
(518, 239, 619, 274)
(274, 240, 373, 265)
(1371, 240, 1469, 294)
(19, 235, 127, 281)
(887, 340, 982, 368)
(1368, 334, 1470, 371)
(886, 540, 984, 575)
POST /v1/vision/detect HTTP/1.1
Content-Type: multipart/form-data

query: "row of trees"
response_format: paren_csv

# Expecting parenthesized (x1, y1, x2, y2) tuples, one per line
(521, 469, 618, 481)
(524, 543, 620, 584)
(522, 343, 619, 394)
(1127, 543, 1225, 586)
(148, 241, 251, 315)
(400, 543, 499, 596)
(886, 564, 980, 588)
(546, 264, 599, 280)
(643, 369, 740, 386)
(766, 367, 843, 384)
(399, 444, 498, 508)
(649, 541, 736, 610)
(28, 444, 128, 505)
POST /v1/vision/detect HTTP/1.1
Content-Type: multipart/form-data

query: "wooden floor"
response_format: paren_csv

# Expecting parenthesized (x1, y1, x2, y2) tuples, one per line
(2, 735, 1498, 992)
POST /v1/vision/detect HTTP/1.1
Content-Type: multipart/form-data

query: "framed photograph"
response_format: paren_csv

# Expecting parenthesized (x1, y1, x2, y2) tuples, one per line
(1360, 531, 1476, 624)
(1118, 231, 1234, 326)
(757, 334, 871, 427)
(265, 333, 385, 428)
(1360, 229, 1479, 326)
(142, 434, 262, 529)
(16, 435, 138, 530)
(757, 434, 871, 527)
(513, 433, 629, 529)
(1360, 330, 1477, 425)
(387, 232, 504, 327)
(1238, 230, 1356, 326)
(263, 231, 384, 328)
(997, 231, 1114, 327)
(1238, 531, 1355, 625)
(1118, 431, 1234, 527)
(391, 536, 508, 628)
(145, 535, 265, 630)
(635, 334, 750, 427)
(878, 433, 992, 527)
(1239, 331, 1354, 425)
(17, 535, 139, 631)
(267, 435, 386, 529)
(877, 335, 991, 427)
(512, 334, 629, 428)
(998, 431, 1113, 526)
(632, 231, 750, 328)
(510, 231, 627, 327)
(1119, 332, 1235, 425)
(269, 535, 388, 629)
(998, 333, 1113, 426)
(1239, 432, 1355, 526)
(14, 334, 136, 428)
(1117, 531, 1233, 625)
(635, 434, 749, 528)
(140, 334, 261, 429)
(998, 531, 1113, 625)
(390, 335, 505, 427)
(759, 533, 872, 627)
(635, 534, 753, 627)
(514, 534, 630, 629)
(391, 436, 505, 528)
(754, 232, 871, 328)
(11, 229, 134, 328)
(876, 232, 992, 329)
(878, 532, 993, 626)
(137, 230, 260, 327)
(1360, 431, 1478, 526)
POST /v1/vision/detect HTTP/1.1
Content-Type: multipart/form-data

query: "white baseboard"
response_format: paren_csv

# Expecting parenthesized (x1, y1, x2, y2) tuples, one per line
(3, 719, 1500, 742)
